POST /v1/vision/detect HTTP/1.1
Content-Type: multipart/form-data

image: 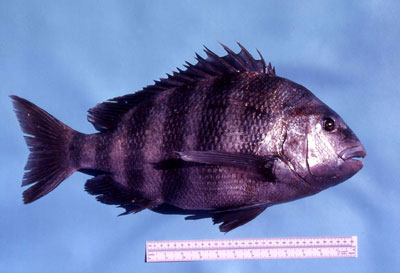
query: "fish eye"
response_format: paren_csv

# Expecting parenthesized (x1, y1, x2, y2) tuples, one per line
(323, 117, 335, 131)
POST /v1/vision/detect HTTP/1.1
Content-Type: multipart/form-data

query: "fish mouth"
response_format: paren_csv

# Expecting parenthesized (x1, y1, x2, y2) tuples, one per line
(339, 145, 367, 161)
(338, 145, 366, 170)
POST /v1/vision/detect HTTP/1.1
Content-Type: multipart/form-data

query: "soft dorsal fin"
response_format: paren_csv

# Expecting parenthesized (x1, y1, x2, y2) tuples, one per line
(88, 43, 276, 131)
(87, 90, 158, 131)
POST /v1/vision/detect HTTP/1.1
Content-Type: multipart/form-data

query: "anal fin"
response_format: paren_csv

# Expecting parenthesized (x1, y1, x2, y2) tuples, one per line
(85, 174, 132, 205)
(85, 174, 161, 215)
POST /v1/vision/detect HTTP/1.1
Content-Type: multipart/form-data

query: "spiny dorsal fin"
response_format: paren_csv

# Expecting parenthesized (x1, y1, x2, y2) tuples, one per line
(88, 43, 276, 131)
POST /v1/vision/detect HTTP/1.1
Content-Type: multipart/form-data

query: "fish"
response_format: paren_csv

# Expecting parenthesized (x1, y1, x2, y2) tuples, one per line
(11, 43, 366, 233)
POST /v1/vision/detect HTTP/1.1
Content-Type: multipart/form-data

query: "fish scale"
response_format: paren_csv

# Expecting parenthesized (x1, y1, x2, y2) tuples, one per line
(11, 43, 365, 232)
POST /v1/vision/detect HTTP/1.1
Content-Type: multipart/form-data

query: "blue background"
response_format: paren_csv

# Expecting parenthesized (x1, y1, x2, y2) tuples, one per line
(1, 1, 399, 272)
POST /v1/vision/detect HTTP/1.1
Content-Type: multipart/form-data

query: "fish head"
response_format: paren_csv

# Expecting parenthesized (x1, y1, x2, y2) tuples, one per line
(281, 86, 366, 190)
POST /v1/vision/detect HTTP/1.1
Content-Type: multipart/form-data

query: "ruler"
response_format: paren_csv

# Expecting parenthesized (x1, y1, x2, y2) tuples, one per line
(146, 236, 357, 262)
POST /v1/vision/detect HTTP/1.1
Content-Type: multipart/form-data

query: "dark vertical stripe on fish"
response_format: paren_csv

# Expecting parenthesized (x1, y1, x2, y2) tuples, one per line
(120, 101, 155, 189)
(79, 134, 98, 170)
(232, 75, 279, 201)
(240, 74, 270, 152)
(69, 132, 83, 169)
(160, 86, 194, 202)
(186, 75, 239, 206)
(139, 93, 168, 199)
(196, 75, 236, 151)
(94, 131, 111, 174)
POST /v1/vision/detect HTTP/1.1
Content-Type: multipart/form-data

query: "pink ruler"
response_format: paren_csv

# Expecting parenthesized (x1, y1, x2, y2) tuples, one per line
(146, 236, 357, 262)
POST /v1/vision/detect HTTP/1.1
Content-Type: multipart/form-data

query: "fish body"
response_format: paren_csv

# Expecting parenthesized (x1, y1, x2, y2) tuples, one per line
(11, 43, 366, 232)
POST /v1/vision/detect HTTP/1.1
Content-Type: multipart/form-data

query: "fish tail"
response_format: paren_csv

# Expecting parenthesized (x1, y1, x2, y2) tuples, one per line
(11, 95, 79, 204)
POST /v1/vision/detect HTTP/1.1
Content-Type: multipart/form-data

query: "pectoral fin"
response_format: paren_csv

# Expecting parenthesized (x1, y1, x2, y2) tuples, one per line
(176, 150, 277, 181)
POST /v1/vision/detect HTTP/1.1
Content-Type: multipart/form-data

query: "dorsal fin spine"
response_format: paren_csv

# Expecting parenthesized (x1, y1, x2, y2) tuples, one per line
(184, 62, 209, 78)
(87, 43, 275, 131)
(203, 46, 237, 74)
(173, 70, 197, 84)
(219, 42, 249, 72)
(256, 49, 266, 74)
(237, 42, 258, 71)
(195, 53, 223, 76)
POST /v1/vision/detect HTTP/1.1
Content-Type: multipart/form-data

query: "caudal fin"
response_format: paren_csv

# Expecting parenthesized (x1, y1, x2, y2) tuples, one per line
(11, 95, 77, 204)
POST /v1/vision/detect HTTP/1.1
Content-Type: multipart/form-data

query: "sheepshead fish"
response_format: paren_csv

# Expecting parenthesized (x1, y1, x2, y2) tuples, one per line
(11, 43, 366, 232)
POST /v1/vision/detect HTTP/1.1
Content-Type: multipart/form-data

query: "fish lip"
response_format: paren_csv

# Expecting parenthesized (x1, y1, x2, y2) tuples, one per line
(339, 145, 367, 161)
